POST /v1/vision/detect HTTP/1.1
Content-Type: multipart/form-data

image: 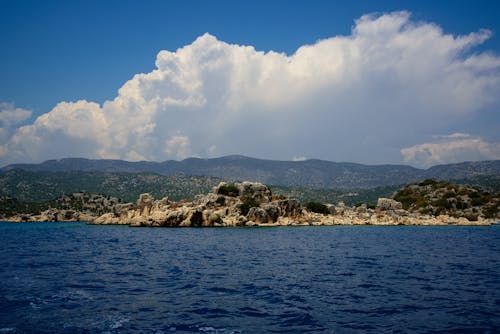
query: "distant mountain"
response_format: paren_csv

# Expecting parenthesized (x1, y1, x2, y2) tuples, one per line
(0, 169, 402, 207)
(3, 155, 500, 189)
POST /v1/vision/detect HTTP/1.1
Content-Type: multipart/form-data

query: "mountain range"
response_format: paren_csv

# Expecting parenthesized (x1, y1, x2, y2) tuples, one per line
(3, 155, 500, 189)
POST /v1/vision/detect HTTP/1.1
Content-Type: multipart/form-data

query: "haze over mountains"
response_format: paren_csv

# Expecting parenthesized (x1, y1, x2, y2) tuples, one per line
(3, 155, 500, 189)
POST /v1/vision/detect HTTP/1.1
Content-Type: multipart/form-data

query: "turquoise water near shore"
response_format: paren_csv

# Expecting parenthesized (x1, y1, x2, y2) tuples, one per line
(1, 222, 499, 333)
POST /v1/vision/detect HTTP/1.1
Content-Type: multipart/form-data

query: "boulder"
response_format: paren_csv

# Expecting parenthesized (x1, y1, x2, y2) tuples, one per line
(194, 193, 219, 206)
(263, 204, 281, 222)
(276, 199, 302, 218)
(335, 202, 346, 215)
(113, 203, 135, 217)
(237, 182, 272, 203)
(247, 207, 269, 224)
(356, 204, 367, 213)
(377, 198, 403, 211)
(325, 204, 336, 215)
(137, 193, 154, 210)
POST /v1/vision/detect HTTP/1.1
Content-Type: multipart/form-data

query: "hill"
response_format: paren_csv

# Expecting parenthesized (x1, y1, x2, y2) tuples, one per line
(3, 155, 500, 189)
(0, 170, 222, 202)
(0, 193, 121, 219)
(394, 179, 500, 220)
(0, 169, 399, 206)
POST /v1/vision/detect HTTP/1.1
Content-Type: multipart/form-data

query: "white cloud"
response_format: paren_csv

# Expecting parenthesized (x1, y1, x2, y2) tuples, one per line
(292, 156, 307, 162)
(432, 133, 473, 140)
(164, 135, 193, 160)
(0, 102, 32, 143)
(0, 102, 32, 127)
(401, 134, 500, 168)
(1, 11, 499, 166)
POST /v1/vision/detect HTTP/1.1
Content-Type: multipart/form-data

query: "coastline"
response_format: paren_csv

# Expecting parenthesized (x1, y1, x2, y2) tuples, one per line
(4, 181, 498, 227)
(88, 182, 498, 227)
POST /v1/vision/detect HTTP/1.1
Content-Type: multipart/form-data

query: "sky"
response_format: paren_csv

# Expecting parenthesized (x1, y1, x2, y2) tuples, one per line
(0, 0, 499, 168)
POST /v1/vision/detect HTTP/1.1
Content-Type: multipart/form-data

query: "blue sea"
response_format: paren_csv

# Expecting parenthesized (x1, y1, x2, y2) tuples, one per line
(0, 222, 499, 333)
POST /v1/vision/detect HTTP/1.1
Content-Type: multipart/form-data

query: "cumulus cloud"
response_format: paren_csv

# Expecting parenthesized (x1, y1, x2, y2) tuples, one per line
(0, 102, 32, 143)
(1, 11, 499, 166)
(0, 102, 32, 127)
(401, 134, 500, 168)
(165, 135, 194, 160)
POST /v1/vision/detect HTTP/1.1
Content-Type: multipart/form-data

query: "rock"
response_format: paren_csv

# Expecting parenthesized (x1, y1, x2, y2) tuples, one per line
(87, 180, 498, 228)
(325, 204, 336, 215)
(114, 203, 135, 217)
(356, 204, 367, 213)
(237, 182, 272, 203)
(276, 199, 302, 218)
(207, 211, 223, 226)
(263, 204, 281, 222)
(137, 193, 154, 210)
(377, 198, 403, 211)
(247, 207, 269, 224)
(193, 193, 219, 208)
(335, 202, 346, 215)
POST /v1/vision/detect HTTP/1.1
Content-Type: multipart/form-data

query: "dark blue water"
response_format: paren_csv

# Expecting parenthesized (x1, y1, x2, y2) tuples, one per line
(1, 222, 499, 333)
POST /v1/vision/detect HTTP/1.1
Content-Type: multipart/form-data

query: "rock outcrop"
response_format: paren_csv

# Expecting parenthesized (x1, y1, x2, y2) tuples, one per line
(377, 198, 403, 211)
(90, 181, 498, 227)
(3, 193, 120, 222)
(7, 208, 95, 222)
(394, 179, 500, 221)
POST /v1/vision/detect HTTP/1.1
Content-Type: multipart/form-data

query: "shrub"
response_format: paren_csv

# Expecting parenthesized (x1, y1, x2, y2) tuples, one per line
(217, 184, 239, 197)
(393, 194, 418, 209)
(469, 191, 481, 199)
(419, 179, 439, 187)
(419, 207, 431, 215)
(471, 196, 486, 206)
(239, 196, 260, 216)
(484, 203, 499, 219)
(443, 191, 455, 199)
(305, 201, 329, 215)
(434, 198, 452, 209)
(464, 213, 479, 221)
(216, 196, 226, 205)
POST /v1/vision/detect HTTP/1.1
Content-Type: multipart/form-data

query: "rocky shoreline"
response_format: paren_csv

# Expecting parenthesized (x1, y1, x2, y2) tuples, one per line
(88, 182, 497, 227)
(5, 209, 94, 223)
(3, 193, 120, 223)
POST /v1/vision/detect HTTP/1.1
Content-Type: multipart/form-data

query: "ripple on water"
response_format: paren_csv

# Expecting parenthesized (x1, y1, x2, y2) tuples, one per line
(0, 223, 500, 333)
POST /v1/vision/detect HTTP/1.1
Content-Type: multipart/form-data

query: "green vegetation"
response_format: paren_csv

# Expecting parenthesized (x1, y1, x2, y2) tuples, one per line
(305, 201, 329, 215)
(419, 179, 440, 187)
(2, 169, 498, 220)
(0, 196, 49, 217)
(453, 175, 500, 194)
(0, 169, 222, 202)
(394, 179, 500, 219)
(217, 184, 239, 197)
(0, 193, 121, 218)
(270, 184, 400, 207)
(239, 196, 260, 216)
(216, 196, 226, 205)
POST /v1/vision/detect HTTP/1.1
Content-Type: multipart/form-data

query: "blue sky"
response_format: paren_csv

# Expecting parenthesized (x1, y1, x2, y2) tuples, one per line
(0, 0, 499, 167)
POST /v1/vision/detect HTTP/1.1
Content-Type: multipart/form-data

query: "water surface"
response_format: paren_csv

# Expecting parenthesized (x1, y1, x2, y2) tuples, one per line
(1, 222, 499, 333)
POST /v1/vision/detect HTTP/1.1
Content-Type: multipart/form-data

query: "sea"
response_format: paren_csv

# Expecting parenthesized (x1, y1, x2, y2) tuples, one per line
(0, 222, 499, 333)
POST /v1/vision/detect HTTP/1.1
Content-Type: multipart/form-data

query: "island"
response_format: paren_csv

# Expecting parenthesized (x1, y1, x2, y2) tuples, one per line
(89, 180, 498, 227)
(4, 180, 498, 226)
